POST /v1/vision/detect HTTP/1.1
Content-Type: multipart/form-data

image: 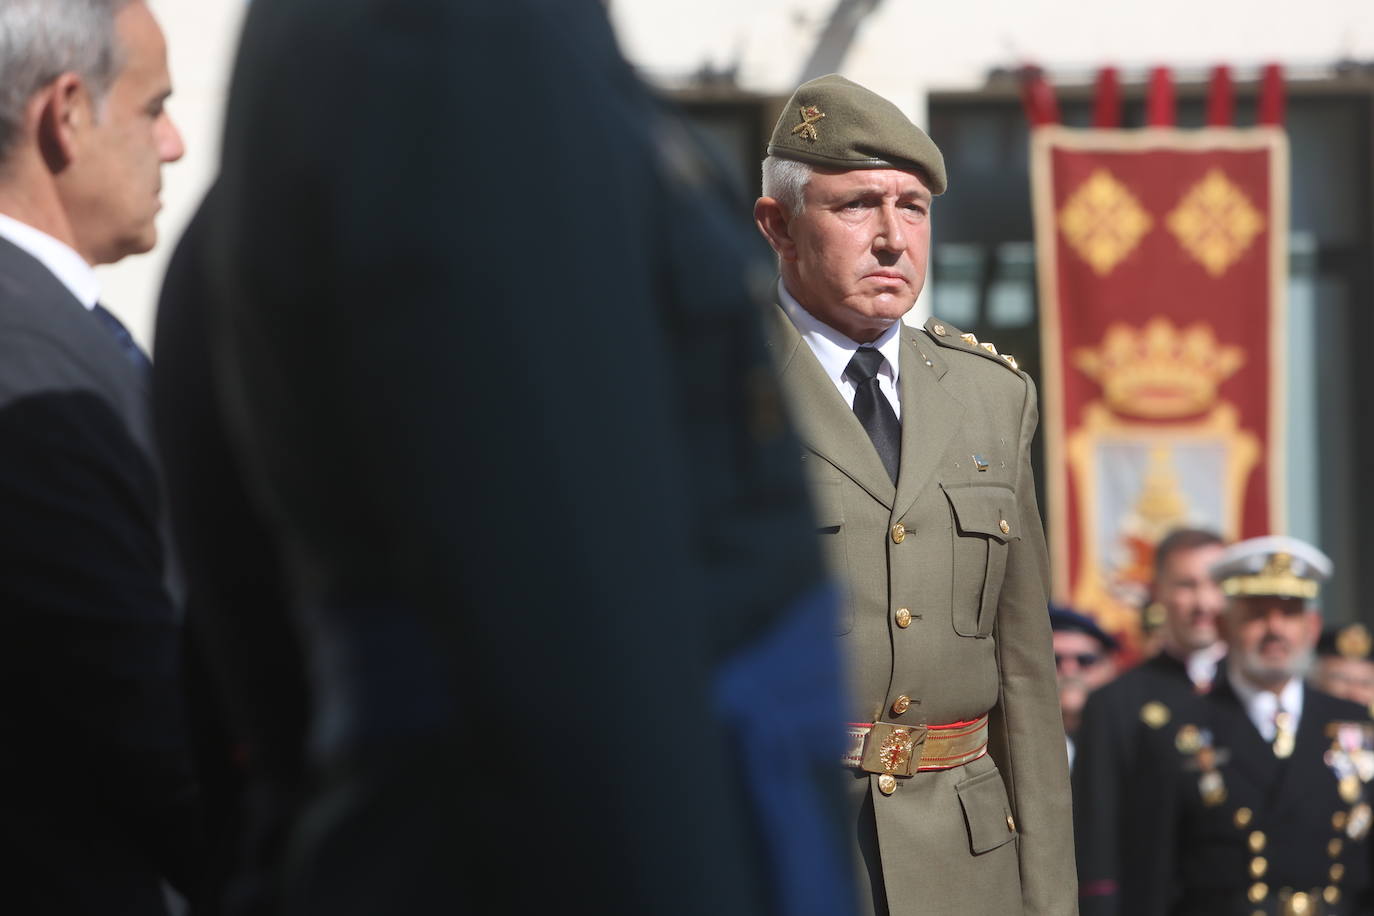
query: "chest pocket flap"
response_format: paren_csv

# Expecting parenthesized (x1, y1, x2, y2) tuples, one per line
(943, 484, 1020, 637)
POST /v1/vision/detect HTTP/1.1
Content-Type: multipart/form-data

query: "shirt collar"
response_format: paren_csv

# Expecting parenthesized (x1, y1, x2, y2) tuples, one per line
(0, 212, 99, 309)
(1227, 664, 1305, 737)
(778, 279, 902, 387)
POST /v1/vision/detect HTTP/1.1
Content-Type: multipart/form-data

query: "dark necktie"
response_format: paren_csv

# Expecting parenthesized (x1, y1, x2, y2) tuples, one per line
(844, 347, 900, 483)
(91, 303, 152, 376)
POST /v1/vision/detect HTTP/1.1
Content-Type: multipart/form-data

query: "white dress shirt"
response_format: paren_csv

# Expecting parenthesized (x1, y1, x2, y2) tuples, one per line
(778, 279, 903, 421)
(1227, 665, 1305, 741)
(0, 212, 99, 309)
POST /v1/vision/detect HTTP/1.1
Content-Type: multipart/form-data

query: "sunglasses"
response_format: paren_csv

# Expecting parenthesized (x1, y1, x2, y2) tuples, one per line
(1055, 652, 1104, 669)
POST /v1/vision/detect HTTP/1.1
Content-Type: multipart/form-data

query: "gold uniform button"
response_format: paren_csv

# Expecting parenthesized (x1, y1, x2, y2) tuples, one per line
(1006, 813, 1016, 832)
(932, 323, 947, 336)
(1249, 857, 1267, 878)
(1248, 831, 1266, 853)
(1247, 882, 1268, 903)
(1325, 886, 1341, 905)
(895, 608, 912, 628)
(1330, 863, 1345, 882)
(891, 523, 906, 544)
(891, 695, 911, 716)
(1290, 891, 1311, 915)
(1329, 838, 1344, 858)
(1333, 810, 1348, 831)
(1234, 807, 1254, 828)
(999, 519, 1010, 535)
(877, 773, 897, 795)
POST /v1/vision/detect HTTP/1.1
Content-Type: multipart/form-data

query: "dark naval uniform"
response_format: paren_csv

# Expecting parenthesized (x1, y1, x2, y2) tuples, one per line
(1075, 652, 1207, 913)
(1078, 536, 1371, 916)
(1115, 675, 1374, 916)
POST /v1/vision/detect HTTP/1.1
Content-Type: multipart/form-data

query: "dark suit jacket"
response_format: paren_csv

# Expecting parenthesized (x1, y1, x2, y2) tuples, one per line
(1074, 652, 1206, 915)
(0, 235, 202, 913)
(160, 1, 852, 914)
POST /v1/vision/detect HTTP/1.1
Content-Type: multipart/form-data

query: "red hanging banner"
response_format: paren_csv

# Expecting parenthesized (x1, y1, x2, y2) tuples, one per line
(1031, 122, 1289, 653)
(1146, 67, 1176, 126)
(1093, 67, 1122, 129)
(1206, 65, 1235, 127)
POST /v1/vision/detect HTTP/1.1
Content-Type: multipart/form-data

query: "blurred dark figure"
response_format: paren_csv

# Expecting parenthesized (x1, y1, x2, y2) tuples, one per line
(1313, 624, 1374, 710)
(0, 1, 204, 913)
(151, 1, 853, 914)
(1050, 605, 1118, 767)
(1073, 527, 1226, 913)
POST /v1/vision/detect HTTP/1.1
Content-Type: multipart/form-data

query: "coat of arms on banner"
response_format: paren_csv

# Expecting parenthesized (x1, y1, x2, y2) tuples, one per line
(1031, 126, 1289, 651)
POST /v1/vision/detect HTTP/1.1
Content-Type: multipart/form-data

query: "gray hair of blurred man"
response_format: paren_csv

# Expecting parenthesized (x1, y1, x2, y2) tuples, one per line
(760, 155, 813, 215)
(0, 0, 132, 168)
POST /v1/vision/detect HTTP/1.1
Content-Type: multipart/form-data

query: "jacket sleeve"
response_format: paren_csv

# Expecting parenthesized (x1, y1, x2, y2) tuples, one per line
(987, 374, 1079, 915)
(1072, 685, 1128, 916)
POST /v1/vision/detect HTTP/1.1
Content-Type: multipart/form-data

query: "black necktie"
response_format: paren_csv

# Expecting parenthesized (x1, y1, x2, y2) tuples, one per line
(844, 347, 900, 483)
(91, 303, 152, 376)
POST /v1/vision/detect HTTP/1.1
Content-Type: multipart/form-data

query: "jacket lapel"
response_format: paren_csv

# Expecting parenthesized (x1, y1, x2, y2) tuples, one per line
(766, 305, 894, 508)
(892, 327, 963, 523)
(1208, 678, 1284, 794)
(1268, 688, 1337, 819)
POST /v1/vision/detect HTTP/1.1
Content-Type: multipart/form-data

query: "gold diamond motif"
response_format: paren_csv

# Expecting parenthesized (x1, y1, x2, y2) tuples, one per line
(1166, 169, 1265, 277)
(1058, 169, 1153, 276)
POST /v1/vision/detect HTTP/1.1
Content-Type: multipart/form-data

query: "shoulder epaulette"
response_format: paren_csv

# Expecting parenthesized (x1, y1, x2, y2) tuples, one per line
(921, 315, 1023, 374)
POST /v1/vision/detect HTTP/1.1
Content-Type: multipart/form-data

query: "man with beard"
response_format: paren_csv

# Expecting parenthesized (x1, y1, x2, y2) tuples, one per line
(1088, 536, 1374, 916)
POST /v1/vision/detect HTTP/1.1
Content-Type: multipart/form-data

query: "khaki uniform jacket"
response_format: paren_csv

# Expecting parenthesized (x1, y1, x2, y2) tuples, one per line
(768, 305, 1078, 916)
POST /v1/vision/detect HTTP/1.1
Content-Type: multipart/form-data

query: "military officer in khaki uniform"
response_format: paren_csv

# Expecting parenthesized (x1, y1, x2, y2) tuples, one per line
(754, 74, 1076, 916)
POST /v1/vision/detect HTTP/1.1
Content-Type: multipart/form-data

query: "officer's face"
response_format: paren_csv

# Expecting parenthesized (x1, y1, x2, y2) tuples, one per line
(1313, 656, 1374, 707)
(1155, 543, 1227, 654)
(1222, 596, 1320, 690)
(765, 167, 931, 344)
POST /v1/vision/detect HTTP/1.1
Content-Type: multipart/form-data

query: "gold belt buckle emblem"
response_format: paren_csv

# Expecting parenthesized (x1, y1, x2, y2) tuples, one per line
(860, 722, 926, 777)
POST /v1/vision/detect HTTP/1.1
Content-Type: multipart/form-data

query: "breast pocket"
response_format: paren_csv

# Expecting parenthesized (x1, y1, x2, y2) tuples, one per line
(810, 476, 853, 636)
(942, 484, 1019, 637)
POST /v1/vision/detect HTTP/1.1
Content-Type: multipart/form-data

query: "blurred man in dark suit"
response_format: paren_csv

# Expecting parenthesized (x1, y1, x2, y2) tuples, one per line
(1074, 528, 1227, 912)
(152, 1, 854, 914)
(0, 1, 201, 913)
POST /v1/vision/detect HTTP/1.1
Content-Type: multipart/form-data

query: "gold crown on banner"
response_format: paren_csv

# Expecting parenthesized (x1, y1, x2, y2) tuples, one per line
(1073, 318, 1244, 419)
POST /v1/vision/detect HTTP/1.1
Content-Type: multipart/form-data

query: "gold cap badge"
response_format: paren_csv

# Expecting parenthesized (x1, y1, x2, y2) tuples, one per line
(791, 105, 825, 142)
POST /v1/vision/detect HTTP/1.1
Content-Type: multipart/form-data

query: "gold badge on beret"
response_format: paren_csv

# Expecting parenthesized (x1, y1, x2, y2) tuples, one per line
(790, 105, 825, 142)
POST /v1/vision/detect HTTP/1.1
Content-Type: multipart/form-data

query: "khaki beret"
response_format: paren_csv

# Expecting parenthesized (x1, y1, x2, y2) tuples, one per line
(765, 74, 947, 195)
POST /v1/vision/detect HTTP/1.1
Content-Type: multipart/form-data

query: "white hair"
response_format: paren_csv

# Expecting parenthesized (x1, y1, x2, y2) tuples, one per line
(0, 0, 133, 165)
(760, 155, 813, 215)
